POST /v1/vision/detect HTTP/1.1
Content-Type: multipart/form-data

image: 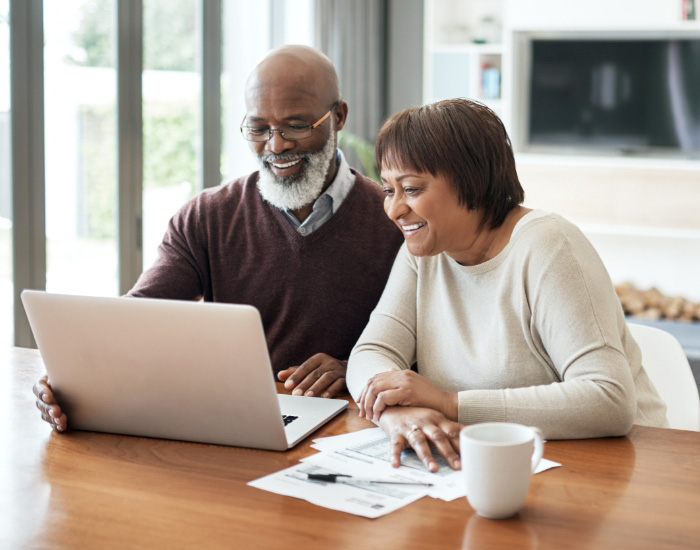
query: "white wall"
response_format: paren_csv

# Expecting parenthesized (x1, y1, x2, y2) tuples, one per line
(505, 0, 685, 28)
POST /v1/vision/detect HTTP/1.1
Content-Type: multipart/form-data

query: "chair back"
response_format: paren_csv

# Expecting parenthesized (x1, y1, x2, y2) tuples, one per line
(628, 323, 700, 431)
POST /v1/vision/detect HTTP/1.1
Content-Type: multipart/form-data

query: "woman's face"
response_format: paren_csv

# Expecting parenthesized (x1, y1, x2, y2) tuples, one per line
(380, 166, 483, 263)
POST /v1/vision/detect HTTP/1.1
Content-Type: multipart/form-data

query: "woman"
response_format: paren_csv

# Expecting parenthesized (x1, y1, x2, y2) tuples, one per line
(347, 99, 668, 473)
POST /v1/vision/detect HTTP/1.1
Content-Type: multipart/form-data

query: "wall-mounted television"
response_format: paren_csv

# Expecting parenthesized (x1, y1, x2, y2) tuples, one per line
(525, 36, 700, 158)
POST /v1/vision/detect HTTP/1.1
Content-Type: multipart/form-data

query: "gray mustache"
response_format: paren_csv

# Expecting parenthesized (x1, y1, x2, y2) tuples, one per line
(260, 153, 308, 163)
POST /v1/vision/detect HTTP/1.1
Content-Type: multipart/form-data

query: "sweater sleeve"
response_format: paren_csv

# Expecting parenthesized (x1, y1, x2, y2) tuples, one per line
(128, 198, 208, 300)
(348, 218, 643, 440)
(458, 219, 637, 439)
(459, 346, 637, 439)
(346, 244, 418, 400)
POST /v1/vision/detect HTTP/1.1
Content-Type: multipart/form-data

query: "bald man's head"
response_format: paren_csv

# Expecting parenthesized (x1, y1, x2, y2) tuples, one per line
(245, 45, 340, 108)
(241, 45, 349, 214)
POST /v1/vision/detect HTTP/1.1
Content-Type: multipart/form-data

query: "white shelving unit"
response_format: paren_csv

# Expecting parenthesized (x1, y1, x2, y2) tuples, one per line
(424, 43, 503, 106)
(423, 0, 506, 121)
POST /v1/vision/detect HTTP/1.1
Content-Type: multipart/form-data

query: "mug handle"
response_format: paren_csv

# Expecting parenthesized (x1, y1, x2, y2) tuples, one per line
(529, 427, 544, 472)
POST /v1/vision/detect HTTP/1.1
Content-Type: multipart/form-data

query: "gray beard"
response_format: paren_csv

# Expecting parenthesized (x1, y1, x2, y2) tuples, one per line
(255, 131, 337, 212)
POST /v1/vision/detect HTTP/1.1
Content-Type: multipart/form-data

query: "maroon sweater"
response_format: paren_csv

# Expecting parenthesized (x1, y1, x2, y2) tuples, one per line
(129, 171, 404, 374)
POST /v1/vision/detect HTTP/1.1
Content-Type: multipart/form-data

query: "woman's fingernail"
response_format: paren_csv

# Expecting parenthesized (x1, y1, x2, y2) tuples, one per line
(305, 391, 314, 397)
(49, 409, 57, 418)
(292, 388, 303, 396)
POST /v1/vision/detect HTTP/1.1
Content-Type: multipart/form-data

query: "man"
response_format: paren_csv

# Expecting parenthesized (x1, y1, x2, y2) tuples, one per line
(33, 45, 404, 432)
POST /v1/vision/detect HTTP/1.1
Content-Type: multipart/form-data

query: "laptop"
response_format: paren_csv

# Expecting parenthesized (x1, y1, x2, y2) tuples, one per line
(21, 290, 347, 450)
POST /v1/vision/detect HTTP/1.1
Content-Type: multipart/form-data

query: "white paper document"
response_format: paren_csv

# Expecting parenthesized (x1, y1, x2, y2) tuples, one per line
(248, 461, 428, 518)
(248, 427, 561, 518)
(307, 427, 466, 501)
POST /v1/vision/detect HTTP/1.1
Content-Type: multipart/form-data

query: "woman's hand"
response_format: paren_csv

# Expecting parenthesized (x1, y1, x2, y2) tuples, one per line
(379, 407, 463, 473)
(33, 375, 68, 432)
(357, 370, 458, 422)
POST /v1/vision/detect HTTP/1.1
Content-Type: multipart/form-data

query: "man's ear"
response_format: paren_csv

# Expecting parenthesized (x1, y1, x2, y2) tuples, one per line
(333, 100, 349, 132)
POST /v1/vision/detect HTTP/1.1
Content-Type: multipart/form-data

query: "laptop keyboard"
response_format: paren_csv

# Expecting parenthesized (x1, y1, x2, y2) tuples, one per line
(282, 414, 298, 426)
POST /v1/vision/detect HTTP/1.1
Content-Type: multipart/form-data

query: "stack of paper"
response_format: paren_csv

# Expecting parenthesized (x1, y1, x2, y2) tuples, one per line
(249, 427, 561, 519)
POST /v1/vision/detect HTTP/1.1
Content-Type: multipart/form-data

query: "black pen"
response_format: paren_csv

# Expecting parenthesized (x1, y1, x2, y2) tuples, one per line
(307, 473, 433, 486)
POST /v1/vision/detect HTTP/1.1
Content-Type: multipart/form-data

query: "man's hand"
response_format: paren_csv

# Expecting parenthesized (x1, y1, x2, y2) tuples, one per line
(277, 353, 347, 398)
(33, 375, 68, 432)
(379, 407, 463, 473)
(357, 370, 458, 422)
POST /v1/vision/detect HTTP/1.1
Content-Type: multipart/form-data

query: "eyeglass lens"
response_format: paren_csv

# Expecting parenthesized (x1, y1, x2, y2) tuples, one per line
(242, 126, 312, 142)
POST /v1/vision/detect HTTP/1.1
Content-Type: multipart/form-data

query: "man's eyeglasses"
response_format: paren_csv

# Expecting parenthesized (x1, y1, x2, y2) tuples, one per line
(240, 101, 339, 142)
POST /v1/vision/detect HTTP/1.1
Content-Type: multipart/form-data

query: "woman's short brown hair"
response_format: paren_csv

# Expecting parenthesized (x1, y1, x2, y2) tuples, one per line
(375, 99, 524, 230)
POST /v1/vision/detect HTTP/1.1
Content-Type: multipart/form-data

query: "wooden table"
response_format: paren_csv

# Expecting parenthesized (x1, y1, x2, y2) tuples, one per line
(2, 347, 700, 550)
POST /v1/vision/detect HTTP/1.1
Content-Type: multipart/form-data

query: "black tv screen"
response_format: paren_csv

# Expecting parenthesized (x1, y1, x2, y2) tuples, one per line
(528, 39, 700, 157)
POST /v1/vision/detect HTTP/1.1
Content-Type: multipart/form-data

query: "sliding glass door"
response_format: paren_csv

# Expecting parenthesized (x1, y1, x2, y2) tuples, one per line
(8, 0, 314, 347)
(142, 0, 200, 269)
(0, 0, 10, 345)
(44, 0, 119, 296)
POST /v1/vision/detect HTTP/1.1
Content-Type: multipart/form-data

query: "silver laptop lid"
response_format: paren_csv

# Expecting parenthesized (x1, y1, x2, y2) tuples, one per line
(22, 291, 294, 449)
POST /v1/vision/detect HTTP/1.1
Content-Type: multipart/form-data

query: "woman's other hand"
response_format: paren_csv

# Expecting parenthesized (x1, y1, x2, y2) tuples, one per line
(379, 407, 463, 472)
(358, 370, 458, 422)
(33, 375, 68, 432)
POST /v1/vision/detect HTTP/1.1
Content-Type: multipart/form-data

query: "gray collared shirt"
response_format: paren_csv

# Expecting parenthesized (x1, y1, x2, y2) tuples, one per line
(283, 150, 355, 235)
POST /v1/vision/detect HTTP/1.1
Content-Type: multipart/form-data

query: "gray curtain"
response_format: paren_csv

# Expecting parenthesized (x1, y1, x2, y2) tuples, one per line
(314, 0, 387, 176)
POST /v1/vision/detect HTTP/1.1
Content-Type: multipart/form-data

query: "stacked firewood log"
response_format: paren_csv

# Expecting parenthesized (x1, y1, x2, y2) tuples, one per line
(615, 282, 700, 321)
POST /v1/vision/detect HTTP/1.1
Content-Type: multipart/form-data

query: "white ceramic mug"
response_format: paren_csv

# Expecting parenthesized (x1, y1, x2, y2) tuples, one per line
(460, 422, 544, 519)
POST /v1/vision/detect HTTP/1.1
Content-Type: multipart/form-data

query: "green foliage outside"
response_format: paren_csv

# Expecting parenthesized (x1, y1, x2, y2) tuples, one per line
(338, 131, 380, 184)
(70, 0, 198, 239)
(80, 104, 116, 239)
(79, 101, 196, 240)
(69, 0, 196, 70)
(143, 101, 197, 194)
(69, 1, 113, 67)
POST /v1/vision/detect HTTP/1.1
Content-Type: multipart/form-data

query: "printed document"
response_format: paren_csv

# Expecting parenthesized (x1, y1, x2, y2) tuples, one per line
(248, 427, 561, 518)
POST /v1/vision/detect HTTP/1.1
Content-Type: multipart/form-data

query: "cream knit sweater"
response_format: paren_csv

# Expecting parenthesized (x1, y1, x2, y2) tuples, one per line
(347, 212, 668, 439)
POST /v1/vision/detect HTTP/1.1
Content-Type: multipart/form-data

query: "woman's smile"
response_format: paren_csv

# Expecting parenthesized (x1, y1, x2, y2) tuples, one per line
(399, 221, 427, 234)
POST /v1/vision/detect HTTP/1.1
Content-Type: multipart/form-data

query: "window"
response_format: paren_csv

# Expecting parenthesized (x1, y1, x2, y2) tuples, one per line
(0, 0, 11, 344)
(8, 0, 316, 346)
(44, 0, 119, 296)
(142, 0, 200, 269)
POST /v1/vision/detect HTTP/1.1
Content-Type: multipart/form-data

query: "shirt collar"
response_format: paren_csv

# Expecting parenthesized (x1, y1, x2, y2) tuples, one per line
(317, 149, 354, 214)
(279, 149, 356, 234)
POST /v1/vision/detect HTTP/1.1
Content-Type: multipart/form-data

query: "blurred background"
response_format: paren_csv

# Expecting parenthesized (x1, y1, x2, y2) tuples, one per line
(2, 0, 699, 369)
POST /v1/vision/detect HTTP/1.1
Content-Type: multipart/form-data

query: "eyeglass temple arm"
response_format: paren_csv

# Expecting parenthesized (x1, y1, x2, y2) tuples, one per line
(310, 100, 339, 129)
